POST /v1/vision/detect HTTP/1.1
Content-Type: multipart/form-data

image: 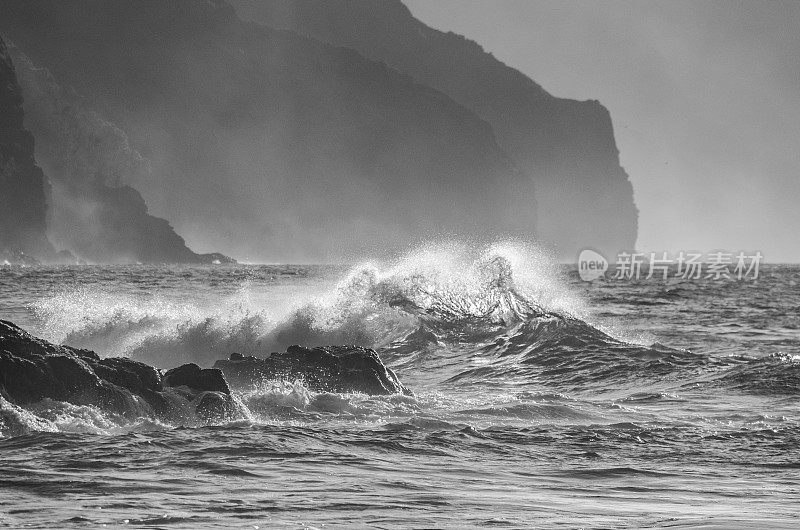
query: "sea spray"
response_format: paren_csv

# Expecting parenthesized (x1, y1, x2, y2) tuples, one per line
(32, 240, 589, 368)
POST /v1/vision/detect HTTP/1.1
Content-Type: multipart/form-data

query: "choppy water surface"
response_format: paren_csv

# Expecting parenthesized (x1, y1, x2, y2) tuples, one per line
(1, 242, 798, 528)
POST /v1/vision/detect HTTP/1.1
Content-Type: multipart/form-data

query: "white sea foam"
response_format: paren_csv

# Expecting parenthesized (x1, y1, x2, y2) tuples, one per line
(31, 240, 588, 368)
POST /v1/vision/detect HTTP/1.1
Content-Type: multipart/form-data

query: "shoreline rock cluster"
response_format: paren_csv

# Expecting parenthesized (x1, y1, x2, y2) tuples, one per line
(0, 320, 238, 422)
(215, 345, 411, 396)
(0, 320, 410, 425)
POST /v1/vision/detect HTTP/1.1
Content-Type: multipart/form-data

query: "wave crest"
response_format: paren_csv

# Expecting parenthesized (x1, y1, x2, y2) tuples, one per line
(33, 241, 585, 369)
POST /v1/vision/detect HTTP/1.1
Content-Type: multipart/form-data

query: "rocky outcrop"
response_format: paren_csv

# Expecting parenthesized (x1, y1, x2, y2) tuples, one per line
(0, 320, 240, 422)
(215, 346, 412, 396)
(0, 320, 411, 427)
(230, 0, 639, 259)
(0, 0, 536, 262)
(162, 363, 237, 419)
(0, 35, 55, 262)
(164, 363, 230, 394)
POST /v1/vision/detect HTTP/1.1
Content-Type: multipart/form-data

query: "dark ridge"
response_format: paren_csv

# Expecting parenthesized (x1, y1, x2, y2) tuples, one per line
(230, 0, 638, 258)
(0, 35, 56, 264)
(0, 0, 536, 262)
(6, 45, 233, 264)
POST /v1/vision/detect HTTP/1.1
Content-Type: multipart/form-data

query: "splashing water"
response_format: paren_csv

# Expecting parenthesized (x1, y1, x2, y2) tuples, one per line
(30, 240, 588, 368)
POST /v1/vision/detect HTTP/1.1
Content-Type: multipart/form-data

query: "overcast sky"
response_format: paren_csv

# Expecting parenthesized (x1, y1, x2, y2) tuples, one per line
(406, 0, 800, 262)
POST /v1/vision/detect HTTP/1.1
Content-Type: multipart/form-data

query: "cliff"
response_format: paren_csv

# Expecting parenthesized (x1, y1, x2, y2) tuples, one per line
(0, 35, 54, 263)
(0, 0, 536, 262)
(230, 0, 639, 258)
(7, 47, 232, 264)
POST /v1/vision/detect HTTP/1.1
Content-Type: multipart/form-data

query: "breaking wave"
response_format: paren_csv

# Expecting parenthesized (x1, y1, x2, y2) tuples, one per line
(28, 239, 783, 396)
(6, 239, 796, 441)
(32, 241, 587, 369)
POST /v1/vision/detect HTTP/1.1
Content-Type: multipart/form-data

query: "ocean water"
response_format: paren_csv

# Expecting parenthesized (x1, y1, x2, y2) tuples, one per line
(0, 242, 798, 528)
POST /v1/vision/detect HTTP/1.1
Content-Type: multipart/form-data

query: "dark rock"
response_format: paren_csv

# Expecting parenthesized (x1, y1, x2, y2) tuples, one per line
(194, 391, 236, 420)
(0, 326, 148, 418)
(164, 363, 230, 394)
(95, 357, 163, 394)
(214, 345, 411, 396)
(0, 319, 413, 428)
(0, 320, 237, 421)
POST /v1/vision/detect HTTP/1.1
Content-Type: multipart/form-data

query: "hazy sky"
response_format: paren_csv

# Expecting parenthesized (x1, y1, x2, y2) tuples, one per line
(406, 0, 800, 262)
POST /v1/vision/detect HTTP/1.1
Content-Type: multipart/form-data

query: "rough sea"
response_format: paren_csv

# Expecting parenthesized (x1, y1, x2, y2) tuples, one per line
(1, 242, 798, 528)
